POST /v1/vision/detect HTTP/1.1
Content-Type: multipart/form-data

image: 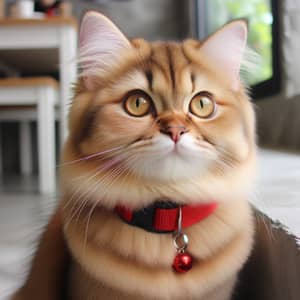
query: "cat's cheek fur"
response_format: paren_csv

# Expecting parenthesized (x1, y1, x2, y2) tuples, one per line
(61, 141, 255, 211)
(197, 104, 252, 164)
(80, 106, 154, 155)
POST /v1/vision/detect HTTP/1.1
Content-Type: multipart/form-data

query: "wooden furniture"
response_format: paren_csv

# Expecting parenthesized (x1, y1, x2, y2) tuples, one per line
(0, 17, 78, 194)
(0, 0, 4, 19)
(0, 17, 78, 143)
(0, 77, 58, 194)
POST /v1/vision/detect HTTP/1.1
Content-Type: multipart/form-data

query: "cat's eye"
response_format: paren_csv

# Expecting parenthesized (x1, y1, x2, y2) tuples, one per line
(189, 92, 216, 118)
(123, 91, 152, 117)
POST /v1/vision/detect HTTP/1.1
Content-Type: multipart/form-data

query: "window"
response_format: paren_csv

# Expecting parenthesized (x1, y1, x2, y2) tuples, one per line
(194, 0, 280, 99)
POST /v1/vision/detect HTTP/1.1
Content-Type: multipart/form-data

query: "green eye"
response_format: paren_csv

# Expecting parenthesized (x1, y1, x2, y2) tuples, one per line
(124, 91, 152, 117)
(189, 92, 215, 118)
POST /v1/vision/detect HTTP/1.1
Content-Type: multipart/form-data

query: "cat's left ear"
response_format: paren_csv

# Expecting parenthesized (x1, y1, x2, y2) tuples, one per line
(200, 20, 248, 91)
(79, 11, 132, 90)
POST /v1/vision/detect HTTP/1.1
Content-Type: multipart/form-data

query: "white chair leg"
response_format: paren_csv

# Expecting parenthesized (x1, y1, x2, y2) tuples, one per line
(20, 121, 32, 175)
(37, 86, 56, 194)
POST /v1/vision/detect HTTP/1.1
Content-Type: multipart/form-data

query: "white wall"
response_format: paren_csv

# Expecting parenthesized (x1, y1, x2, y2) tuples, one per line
(73, 0, 190, 40)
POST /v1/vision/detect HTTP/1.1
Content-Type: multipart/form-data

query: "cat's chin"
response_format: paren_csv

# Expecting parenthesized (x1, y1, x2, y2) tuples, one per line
(129, 153, 212, 181)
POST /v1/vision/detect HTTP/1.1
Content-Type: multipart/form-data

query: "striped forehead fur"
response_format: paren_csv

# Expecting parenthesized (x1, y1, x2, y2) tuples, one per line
(78, 39, 257, 95)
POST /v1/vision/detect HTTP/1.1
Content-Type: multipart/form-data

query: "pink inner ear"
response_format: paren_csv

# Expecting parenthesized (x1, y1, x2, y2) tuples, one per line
(200, 21, 247, 90)
(79, 12, 131, 90)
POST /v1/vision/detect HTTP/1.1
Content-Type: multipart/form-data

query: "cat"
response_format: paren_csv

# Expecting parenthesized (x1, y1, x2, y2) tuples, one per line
(13, 11, 257, 300)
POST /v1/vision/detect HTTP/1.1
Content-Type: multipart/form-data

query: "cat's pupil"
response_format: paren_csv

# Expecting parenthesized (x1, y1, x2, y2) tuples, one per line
(200, 99, 204, 109)
(136, 98, 141, 108)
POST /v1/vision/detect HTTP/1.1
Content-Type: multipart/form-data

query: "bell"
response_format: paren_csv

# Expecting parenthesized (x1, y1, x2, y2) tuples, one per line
(172, 206, 193, 273)
(172, 252, 193, 273)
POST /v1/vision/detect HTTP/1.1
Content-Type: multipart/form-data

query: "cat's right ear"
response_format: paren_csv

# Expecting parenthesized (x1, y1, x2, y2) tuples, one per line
(79, 11, 131, 90)
(199, 20, 248, 91)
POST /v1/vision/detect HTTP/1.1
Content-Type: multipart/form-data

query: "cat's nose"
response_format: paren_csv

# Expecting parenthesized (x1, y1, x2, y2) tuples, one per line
(160, 125, 188, 143)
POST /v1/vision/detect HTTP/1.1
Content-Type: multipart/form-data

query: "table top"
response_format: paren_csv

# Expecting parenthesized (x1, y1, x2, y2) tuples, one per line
(0, 76, 58, 88)
(0, 16, 78, 28)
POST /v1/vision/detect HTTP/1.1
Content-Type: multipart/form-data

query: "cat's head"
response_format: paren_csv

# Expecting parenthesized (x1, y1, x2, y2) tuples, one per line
(61, 12, 256, 210)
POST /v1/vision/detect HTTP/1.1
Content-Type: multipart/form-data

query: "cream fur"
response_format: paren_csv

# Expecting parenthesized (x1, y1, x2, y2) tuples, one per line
(60, 12, 257, 300)
(64, 200, 253, 300)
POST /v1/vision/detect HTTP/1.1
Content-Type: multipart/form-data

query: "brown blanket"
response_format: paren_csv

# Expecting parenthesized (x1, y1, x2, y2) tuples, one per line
(12, 208, 299, 300)
(233, 209, 300, 300)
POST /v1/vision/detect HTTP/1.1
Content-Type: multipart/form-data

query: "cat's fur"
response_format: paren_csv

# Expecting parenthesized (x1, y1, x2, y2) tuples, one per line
(59, 12, 256, 300)
(14, 12, 257, 300)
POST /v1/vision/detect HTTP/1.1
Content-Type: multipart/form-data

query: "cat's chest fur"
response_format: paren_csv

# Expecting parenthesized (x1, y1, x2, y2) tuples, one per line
(64, 200, 254, 300)
(68, 261, 237, 300)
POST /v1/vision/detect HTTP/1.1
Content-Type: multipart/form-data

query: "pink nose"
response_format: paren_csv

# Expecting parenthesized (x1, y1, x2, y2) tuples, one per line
(161, 125, 187, 143)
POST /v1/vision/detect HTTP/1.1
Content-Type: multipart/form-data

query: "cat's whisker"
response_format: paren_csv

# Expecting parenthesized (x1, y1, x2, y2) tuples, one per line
(82, 162, 131, 254)
(81, 159, 135, 254)
(219, 157, 235, 169)
(63, 166, 104, 212)
(217, 146, 240, 167)
(82, 198, 100, 255)
(93, 154, 136, 201)
(65, 155, 132, 228)
(65, 178, 102, 235)
(57, 144, 126, 168)
(63, 151, 130, 210)
(64, 162, 119, 225)
(65, 164, 121, 226)
(68, 153, 123, 184)
(116, 159, 134, 192)
(95, 160, 128, 190)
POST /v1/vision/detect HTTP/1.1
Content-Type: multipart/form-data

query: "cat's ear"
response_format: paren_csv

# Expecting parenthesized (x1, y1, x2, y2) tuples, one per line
(200, 20, 248, 91)
(79, 11, 131, 90)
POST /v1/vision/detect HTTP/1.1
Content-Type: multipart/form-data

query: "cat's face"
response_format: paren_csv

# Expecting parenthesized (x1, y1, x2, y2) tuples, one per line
(62, 12, 256, 209)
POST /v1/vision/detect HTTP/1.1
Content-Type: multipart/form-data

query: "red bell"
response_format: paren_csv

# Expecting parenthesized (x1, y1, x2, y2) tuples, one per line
(172, 252, 193, 273)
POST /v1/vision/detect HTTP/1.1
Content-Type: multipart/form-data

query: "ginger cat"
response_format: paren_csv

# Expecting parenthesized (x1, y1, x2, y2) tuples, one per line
(13, 12, 257, 300)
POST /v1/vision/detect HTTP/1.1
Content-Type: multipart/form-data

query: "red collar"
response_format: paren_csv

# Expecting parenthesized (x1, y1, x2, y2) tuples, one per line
(115, 201, 218, 233)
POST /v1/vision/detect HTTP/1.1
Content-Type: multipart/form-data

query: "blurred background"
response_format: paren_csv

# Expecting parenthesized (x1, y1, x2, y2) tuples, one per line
(0, 0, 299, 299)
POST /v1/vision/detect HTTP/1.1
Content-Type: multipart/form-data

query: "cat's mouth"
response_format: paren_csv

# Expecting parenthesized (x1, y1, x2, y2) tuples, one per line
(130, 134, 214, 155)
(121, 134, 216, 181)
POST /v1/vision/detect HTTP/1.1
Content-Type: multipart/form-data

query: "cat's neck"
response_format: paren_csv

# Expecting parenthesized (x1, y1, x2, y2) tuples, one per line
(64, 198, 254, 300)
(115, 201, 218, 233)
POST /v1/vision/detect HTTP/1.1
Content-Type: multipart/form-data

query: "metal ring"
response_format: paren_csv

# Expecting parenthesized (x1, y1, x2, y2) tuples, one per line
(173, 232, 189, 252)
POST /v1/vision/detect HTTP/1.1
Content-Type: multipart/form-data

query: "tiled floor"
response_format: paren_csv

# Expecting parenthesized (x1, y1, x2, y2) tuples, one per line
(255, 149, 300, 236)
(0, 148, 299, 300)
(0, 177, 58, 300)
